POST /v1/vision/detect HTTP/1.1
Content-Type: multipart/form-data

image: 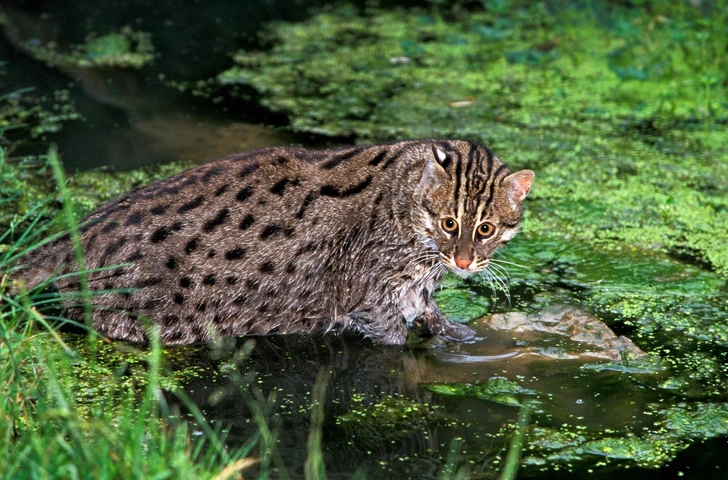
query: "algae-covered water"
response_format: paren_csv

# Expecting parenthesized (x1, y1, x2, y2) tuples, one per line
(1, 1, 727, 478)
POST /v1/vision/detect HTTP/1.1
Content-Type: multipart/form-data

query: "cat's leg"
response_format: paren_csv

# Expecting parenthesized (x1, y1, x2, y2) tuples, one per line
(347, 310, 409, 345)
(415, 302, 475, 341)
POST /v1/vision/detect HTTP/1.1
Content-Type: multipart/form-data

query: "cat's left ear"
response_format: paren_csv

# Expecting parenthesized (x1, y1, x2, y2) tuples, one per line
(503, 170, 535, 203)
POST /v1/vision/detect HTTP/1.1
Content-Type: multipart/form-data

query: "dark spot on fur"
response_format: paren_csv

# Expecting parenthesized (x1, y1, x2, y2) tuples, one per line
(163, 314, 179, 327)
(180, 277, 193, 289)
(225, 247, 246, 260)
(260, 224, 282, 240)
(179, 176, 200, 188)
(296, 191, 317, 219)
(368, 150, 388, 167)
(194, 325, 207, 339)
(126, 250, 145, 262)
(104, 237, 128, 257)
(125, 212, 143, 225)
(203, 165, 223, 181)
(286, 262, 296, 274)
(207, 249, 217, 258)
(151, 205, 168, 215)
(171, 220, 184, 231)
(85, 233, 99, 250)
(203, 274, 216, 286)
(246, 279, 259, 290)
(320, 148, 360, 169)
(203, 208, 229, 232)
(101, 221, 119, 234)
(138, 277, 163, 287)
(177, 195, 205, 214)
(174, 293, 184, 304)
(226, 276, 238, 285)
(239, 163, 260, 178)
(258, 304, 268, 313)
(144, 300, 160, 310)
(165, 257, 177, 269)
(239, 214, 255, 230)
(276, 155, 288, 165)
(284, 227, 295, 237)
(236, 185, 254, 203)
(196, 302, 206, 312)
(185, 237, 200, 254)
(320, 185, 339, 197)
(150, 226, 171, 243)
(270, 178, 290, 195)
(233, 295, 246, 305)
(265, 287, 276, 296)
(214, 184, 230, 196)
(259, 261, 275, 274)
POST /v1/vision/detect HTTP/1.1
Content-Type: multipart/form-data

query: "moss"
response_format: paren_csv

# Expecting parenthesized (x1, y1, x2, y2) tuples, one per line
(53, 336, 209, 413)
(520, 402, 728, 469)
(336, 393, 453, 447)
(20, 26, 155, 69)
(426, 377, 539, 407)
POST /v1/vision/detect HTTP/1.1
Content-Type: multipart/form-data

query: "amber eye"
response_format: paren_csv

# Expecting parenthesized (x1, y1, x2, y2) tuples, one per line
(440, 218, 459, 234)
(476, 222, 495, 238)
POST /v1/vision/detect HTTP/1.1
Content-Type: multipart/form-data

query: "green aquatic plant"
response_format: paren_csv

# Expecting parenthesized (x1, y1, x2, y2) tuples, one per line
(0, 85, 80, 139)
(19, 25, 155, 69)
(427, 377, 539, 407)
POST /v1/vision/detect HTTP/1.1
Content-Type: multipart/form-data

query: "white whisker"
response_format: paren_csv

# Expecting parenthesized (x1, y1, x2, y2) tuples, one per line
(490, 258, 532, 271)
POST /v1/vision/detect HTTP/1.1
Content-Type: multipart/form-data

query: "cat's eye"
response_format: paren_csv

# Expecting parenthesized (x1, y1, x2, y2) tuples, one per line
(440, 218, 459, 234)
(476, 222, 495, 238)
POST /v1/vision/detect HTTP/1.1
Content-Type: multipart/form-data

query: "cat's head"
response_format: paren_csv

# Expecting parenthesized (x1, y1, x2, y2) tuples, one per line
(413, 140, 534, 278)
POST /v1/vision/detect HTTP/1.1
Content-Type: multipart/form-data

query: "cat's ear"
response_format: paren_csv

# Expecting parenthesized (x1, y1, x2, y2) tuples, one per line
(502, 170, 535, 203)
(432, 146, 451, 170)
(420, 146, 451, 189)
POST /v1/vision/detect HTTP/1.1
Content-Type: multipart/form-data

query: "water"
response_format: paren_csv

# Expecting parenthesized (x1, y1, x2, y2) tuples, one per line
(174, 325, 669, 479)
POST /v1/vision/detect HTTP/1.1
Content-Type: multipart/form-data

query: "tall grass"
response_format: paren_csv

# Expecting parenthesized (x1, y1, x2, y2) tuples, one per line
(0, 145, 259, 479)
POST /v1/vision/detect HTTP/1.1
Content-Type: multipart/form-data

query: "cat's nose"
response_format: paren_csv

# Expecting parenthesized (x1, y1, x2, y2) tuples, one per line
(454, 257, 472, 269)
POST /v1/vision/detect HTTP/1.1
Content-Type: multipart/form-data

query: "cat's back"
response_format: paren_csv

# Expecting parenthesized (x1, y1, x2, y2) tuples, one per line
(16, 142, 416, 341)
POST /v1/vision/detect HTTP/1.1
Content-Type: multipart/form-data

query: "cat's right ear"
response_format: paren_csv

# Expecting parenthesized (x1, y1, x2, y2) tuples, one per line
(432, 145, 452, 170)
(420, 146, 451, 189)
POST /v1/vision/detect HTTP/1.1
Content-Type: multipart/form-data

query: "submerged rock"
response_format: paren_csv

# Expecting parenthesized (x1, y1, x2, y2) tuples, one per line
(482, 305, 647, 362)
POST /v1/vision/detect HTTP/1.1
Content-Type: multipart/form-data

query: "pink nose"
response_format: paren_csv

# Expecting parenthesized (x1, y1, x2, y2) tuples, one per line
(455, 257, 472, 269)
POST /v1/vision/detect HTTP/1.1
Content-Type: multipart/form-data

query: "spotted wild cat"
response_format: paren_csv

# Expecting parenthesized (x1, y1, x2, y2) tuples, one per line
(16, 140, 534, 345)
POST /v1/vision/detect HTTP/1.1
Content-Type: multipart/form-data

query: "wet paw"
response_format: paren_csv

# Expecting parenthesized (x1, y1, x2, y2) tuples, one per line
(441, 320, 475, 341)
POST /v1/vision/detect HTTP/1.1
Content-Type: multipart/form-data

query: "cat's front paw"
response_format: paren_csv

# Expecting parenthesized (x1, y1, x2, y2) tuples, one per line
(440, 320, 475, 341)
(412, 310, 475, 341)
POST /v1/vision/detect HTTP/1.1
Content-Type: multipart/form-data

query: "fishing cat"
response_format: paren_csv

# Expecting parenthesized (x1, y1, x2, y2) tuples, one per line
(16, 140, 534, 345)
